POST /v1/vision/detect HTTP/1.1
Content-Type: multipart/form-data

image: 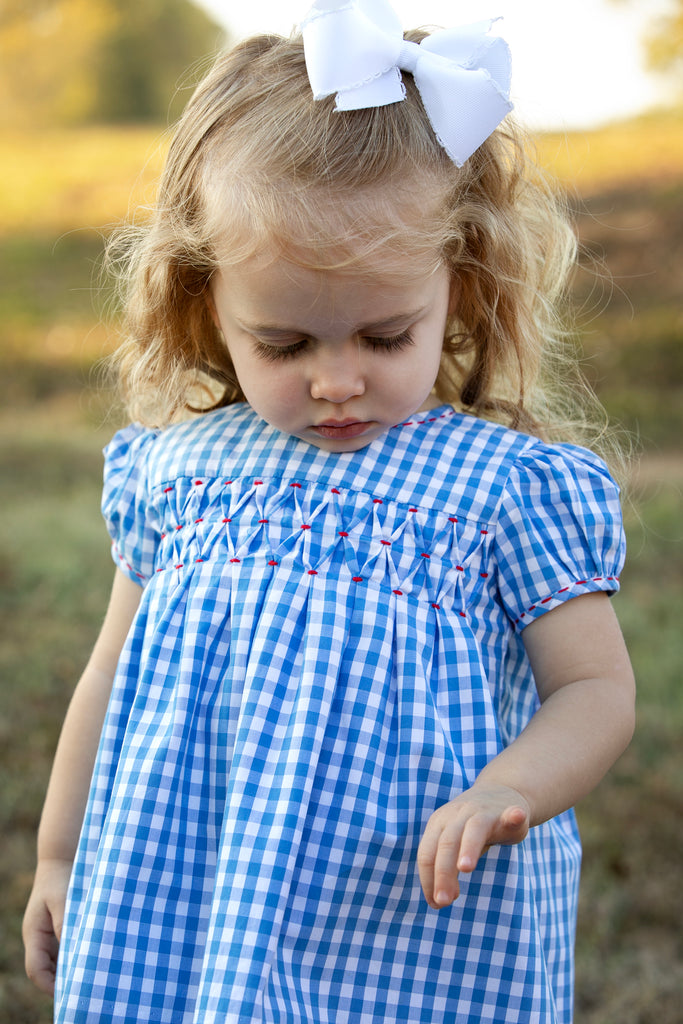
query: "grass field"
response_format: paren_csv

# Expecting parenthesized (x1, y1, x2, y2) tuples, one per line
(1, 119, 682, 1022)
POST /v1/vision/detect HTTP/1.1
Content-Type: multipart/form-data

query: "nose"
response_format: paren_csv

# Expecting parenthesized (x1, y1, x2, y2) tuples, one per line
(309, 342, 366, 403)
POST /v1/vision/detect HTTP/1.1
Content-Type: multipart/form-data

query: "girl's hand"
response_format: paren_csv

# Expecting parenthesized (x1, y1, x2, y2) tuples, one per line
(23, 858, 73, 995)
(417, 785, 530, 909)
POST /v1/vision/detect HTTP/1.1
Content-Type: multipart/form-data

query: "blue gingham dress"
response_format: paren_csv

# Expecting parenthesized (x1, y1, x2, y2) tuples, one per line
(55, 404, 625, 1024)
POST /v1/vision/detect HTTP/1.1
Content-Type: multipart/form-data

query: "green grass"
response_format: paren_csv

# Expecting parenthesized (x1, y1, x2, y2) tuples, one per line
(0, 409, 114, 1023)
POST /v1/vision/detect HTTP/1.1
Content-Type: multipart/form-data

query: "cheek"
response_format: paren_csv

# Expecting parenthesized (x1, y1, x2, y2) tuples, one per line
(235, 356, 302, 415)
(404, 334, 444, 383)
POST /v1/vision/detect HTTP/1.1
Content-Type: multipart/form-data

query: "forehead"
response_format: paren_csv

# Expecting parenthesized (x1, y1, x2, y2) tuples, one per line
(212, 254, 449, 334)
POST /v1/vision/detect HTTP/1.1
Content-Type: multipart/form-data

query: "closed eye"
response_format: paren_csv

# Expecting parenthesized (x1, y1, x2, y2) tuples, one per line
(365, 330, 414, 353)
(252, 329, 415, 363)
(252, 338, 309, 362)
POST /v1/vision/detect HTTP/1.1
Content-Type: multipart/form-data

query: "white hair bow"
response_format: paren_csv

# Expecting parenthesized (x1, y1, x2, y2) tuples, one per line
(300, 0, 513, 167)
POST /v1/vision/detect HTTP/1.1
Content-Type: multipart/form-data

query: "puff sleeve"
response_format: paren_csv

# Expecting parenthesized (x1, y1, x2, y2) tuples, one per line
(494, 441, 626, 629)
(102, 424, 161, 585)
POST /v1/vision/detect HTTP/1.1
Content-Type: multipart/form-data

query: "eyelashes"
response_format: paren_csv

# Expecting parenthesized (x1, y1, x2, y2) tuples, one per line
(253, 339, 308, 363)
(253, 330, 415, 363)
(367, 330, 414, 353)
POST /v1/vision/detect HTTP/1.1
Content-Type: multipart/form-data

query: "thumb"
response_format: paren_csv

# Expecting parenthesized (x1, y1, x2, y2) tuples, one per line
(496, 804, 529, 844)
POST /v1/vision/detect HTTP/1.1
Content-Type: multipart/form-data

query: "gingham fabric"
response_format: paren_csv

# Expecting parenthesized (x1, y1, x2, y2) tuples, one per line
(55, 405, 625, 1024)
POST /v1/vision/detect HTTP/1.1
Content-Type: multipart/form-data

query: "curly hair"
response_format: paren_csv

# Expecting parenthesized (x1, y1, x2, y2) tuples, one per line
(109, 29, 620, 464)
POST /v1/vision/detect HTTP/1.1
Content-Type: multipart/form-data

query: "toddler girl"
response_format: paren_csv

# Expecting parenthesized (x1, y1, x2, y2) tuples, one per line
(24, 2, 635, 1021)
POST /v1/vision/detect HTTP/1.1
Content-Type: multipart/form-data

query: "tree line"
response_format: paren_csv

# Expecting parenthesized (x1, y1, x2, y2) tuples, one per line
(0, 0, 226, 128)
(2, 0, 680, 129)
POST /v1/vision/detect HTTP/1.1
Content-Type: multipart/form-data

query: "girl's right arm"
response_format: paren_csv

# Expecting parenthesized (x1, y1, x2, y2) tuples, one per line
(22, 569, 142, 995)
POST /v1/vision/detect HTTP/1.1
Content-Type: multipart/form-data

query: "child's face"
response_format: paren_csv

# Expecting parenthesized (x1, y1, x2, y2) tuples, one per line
(208, 252, 453, 452)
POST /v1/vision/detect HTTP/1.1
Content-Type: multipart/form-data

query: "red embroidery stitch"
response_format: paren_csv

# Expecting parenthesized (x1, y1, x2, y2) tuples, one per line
(290, 482, 301, 488)
(409, 508, 418, 513)
(459, 611, 467, 618)
(431, 603, 440, 609)
(308, 570, 318, 575)
(195, 558, 204, 563)
(222, 518, 232, 523)
(195, 518, 203, 524)
(230, 558, 240, 563)
(352, 576, 363, 582)
(268, 560, 278, 566)
(421, 553, 430, 559)
(175, 564, 183, 569)
(175, 525, 183, 531)
(301, 524, 311, 530)
(373, 498, 383, 504)
(480, 530, 489, 535)
(331, 488, 341, 494)
(339, 531, 349, 537)
(258, 519, 269, 524)
(223, 480, 233, 485)
(254, 479, 263, 485)
(480, 572, 489, 578)
(381, 540, 391, 546)
(195, 480, 202, 486)
(515, 577, 617, 626)
(456, 565, 464, 572)
(163, 487, 174, 493)
(393, 590, 403, 595)
(448, 517, 458, 523)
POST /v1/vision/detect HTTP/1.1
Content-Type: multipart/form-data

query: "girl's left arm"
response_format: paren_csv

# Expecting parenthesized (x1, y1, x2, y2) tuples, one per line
(417, 591, 635, 909)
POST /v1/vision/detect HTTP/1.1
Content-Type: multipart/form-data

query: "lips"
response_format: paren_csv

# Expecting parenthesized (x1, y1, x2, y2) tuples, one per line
(311, 419, 372, 440)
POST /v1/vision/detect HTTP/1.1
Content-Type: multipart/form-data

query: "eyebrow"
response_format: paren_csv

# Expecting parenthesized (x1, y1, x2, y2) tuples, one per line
(237, 307, 427, 338)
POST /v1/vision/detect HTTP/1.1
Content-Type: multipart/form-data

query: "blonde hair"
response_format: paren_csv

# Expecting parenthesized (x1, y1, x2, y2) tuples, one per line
(110, 30, 619, 462)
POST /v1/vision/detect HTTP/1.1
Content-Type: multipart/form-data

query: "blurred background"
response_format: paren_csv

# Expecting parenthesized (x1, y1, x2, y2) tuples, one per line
(1, 1, 681, 1021)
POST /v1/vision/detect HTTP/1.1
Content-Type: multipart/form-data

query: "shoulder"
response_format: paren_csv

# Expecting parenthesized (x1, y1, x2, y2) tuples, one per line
(436, 413, 620, 512)
(499, 435, 621, 520)
(105, 405, 265, 484)
(151, 403, 260, 455)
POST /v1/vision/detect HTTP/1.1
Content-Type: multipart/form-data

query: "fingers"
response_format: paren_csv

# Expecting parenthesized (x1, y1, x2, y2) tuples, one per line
(416, 819, 461, 910)
(418, 812, 490, 909)
(23, 902, 59, 995)
(417, 791, 530, 910)
(25, 939, 59, 996)
(22, 860, 71, 995)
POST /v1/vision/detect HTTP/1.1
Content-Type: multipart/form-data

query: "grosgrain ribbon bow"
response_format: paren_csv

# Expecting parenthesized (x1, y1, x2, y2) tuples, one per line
(300, 0, 513, 166)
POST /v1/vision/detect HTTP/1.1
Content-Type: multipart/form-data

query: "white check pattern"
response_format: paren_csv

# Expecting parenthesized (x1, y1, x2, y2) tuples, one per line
(55, 405, 625, 1023)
